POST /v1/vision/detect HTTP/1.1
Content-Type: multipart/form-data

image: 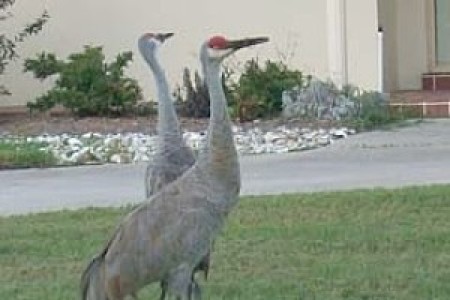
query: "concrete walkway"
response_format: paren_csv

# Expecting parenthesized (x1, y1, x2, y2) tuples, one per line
(1, 119, 449, 216)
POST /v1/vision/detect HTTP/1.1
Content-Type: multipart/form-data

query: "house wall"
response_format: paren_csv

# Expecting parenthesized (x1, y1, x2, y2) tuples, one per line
(379, 0, 429, 92)
(395, 0, 428, 90)
(345, 0, 379, 90)
(2, 0, 381, 107)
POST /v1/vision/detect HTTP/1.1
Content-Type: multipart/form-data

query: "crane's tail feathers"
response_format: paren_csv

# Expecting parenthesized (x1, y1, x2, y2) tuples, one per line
(81, 255, 108, 300)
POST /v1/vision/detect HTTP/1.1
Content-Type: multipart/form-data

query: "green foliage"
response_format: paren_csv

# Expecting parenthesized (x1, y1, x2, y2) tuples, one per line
(231, 59, 310, 120)
(132, 101, 157, 116)
(24, 46, 142, 117)
(354, 91, 391, 128)
(341, 85, 402, 130)
(0, 0, 49, 95)
(174, 67, 210, 118)
(23, 52, 61, 79)
(0, 140, 55, 169)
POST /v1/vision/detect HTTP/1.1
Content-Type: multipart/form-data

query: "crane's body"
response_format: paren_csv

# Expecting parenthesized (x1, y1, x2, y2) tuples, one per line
(103, 162, 236, 298)
(81, 35, 267, 300)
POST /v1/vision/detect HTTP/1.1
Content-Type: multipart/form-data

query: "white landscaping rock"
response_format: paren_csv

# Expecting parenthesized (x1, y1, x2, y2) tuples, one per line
(1, 125, 356, 165)
(110, 153, 133, 164)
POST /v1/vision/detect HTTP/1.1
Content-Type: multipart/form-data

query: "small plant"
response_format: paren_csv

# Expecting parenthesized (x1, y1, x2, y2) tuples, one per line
(340, 85, 401, 130)
(350, 90, 389, 129)
(230, 59, 310, 121)
(24, 46, 142, 117)
(132, 101, 157, 116)
(174, 67, 210, 118)
(0, 140, 55, 169)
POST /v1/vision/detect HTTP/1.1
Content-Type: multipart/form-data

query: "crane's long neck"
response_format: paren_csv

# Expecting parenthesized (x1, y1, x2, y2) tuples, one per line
(200, 61, 240, 197)
(206, 63, 231, 129)
(147, 53, 182, 141)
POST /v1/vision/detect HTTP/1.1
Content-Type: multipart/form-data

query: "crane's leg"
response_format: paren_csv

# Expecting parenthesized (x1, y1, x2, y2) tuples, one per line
(189, 280, 202, 300)
(195, 251, 210, 280)
(167, 265, 195, 300)
(159, 279, 168, 300)
(160, 275, 201, 300)
(189, 266, 202, 300)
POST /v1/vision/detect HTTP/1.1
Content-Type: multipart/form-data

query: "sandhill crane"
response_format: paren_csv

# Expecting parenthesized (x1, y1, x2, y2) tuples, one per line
(80, 35, 268, 300)
(138, 32, 208, 299)
(138, 32, 196, 198)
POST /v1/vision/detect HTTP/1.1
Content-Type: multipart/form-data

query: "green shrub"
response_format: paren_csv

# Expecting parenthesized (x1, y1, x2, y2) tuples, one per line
(230, 59, 310, 121)
(341, 85, 405, 130)
(132, 101, 157, 116)
(24, 46, 142, 117)
(0, 140, 56, 169)
(174, 67, 210, 118)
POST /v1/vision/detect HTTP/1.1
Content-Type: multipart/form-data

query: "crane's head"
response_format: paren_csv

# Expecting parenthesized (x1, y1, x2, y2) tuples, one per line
(138, 32, 174, 59)
(201, 35, 269, 64)
(139, 32, 174, 45)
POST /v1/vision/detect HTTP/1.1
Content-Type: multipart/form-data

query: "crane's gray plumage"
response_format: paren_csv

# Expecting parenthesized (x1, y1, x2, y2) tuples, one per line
(80, 35, 268, 300)
(137, 32, 207, 300)
(137, 32, 196, 198)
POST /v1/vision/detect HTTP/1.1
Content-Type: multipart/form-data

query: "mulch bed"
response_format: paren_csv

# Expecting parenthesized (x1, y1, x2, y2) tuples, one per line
(0, 115, 341, 136)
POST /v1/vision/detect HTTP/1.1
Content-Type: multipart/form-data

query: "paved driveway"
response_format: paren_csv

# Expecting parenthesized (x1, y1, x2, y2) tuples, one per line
(1, 120, 449, 216)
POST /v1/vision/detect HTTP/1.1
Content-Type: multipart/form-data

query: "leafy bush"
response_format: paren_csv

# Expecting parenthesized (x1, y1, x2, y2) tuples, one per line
(24, 46, 142, 117)
(230, 59, 310, 121)
(340, 85, 399, 130)
(0, 140, 55, 169)
(173, 60, 309, 121)
(174, 68, 210, 118)
(132, 101, 157, 116)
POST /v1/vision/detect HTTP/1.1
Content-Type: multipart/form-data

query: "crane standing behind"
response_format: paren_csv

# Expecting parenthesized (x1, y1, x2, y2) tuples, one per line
(137, 32, 207, 299)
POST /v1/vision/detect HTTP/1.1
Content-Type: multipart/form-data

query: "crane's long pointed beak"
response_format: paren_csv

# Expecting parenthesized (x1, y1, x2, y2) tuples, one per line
(226, 37, 269, 50)
(158, 32, 174, 42)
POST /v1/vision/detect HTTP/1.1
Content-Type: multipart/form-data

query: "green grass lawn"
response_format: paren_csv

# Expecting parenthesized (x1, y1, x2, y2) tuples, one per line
(0, 140, 55, 169)
(1, 185, 450, 299)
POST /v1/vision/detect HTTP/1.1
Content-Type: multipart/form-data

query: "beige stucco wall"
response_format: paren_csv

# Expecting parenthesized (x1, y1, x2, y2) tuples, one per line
(1, 0, 329, 107)
(395, 0, 428, 90)
(378, 0, 430, 91)
(345, 0, 379, 90)
(2, 0, 382, 107)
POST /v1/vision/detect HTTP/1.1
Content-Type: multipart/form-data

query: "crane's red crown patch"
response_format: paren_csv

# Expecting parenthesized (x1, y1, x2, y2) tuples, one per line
(208, 36, 228, 49)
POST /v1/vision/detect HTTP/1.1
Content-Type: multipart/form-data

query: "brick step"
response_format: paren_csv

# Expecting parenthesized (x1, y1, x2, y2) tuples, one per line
(390, 91, 450, 118)
(422, 72, 450, 91)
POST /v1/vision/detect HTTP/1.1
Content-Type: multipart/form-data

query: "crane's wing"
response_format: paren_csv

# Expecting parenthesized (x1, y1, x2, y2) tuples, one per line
(104, 169, 218, 283)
